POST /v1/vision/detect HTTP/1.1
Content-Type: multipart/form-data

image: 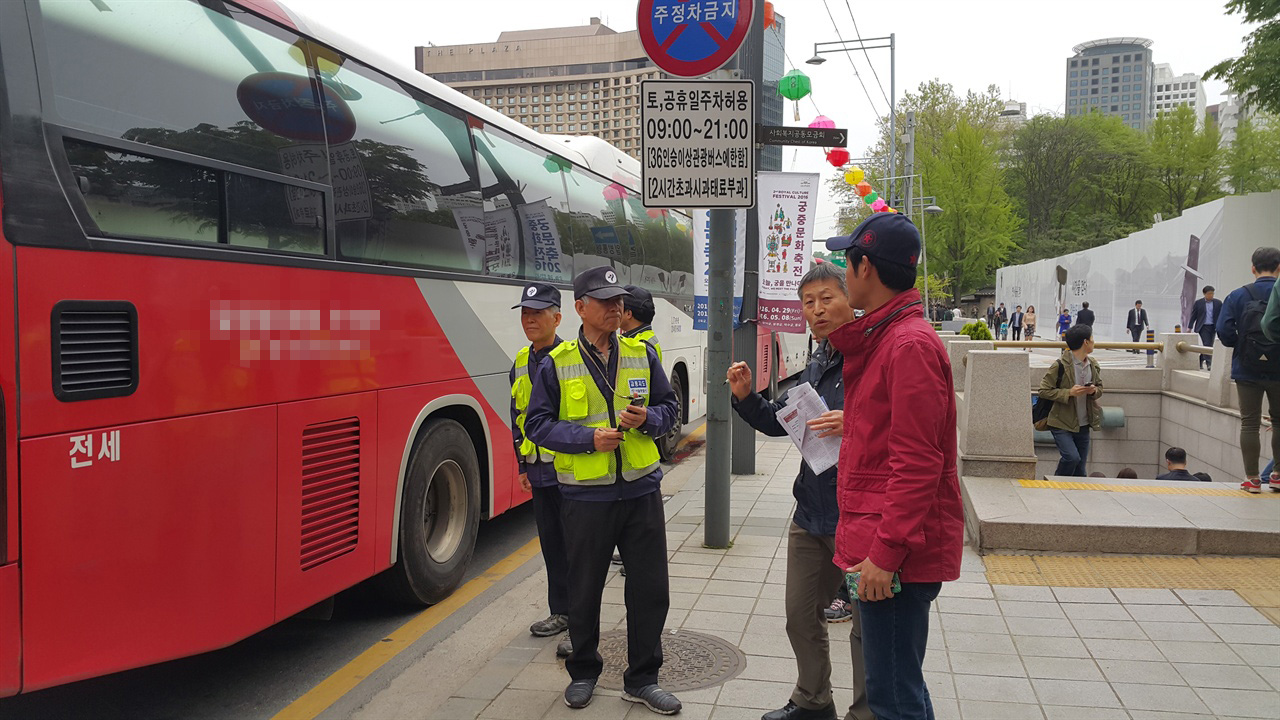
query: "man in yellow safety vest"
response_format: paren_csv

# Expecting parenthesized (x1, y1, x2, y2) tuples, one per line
(525, 266, 682, 715)
(509, 282, 570, 643)
(621, 285, 663, 362)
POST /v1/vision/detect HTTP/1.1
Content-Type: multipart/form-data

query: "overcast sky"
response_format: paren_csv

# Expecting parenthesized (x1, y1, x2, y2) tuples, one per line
(287, 0, 1254, 238)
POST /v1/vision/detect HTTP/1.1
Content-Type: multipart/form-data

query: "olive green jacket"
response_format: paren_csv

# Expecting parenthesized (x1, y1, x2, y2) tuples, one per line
(1038, 350, 1103, 432)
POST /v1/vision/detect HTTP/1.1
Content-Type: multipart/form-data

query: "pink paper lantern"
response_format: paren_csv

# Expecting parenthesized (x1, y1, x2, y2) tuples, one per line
(602, 182, 628, 202)
(871, 198, 888, 212)
(809, 115, 835, 129)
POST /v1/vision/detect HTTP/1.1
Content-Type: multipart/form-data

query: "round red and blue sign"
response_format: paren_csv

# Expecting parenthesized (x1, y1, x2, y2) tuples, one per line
(637, 0, 754, 78)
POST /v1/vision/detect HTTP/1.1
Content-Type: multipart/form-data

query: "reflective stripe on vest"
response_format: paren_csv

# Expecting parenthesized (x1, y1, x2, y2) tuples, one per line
(549, 337, 662, 486)
(632, 328, 663, 363)
(511, 346, 554, 464)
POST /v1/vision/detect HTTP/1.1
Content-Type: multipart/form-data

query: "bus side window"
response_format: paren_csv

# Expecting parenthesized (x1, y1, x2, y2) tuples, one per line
(312, 53, 481, 273)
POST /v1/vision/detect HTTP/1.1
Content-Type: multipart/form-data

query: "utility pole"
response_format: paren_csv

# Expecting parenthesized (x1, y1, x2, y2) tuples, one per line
(730, 0, 766, 476)
(704, 207, 735, 548)
(903, 110, 922, 309)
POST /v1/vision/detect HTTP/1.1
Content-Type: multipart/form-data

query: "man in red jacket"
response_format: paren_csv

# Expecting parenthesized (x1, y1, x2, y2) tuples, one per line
(823, 213, 964, 720)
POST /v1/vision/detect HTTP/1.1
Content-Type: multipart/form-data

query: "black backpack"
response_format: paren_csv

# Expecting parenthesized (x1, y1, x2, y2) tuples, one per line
(1032, 363, 1064, 430)
(1237, 284, 1280, 374)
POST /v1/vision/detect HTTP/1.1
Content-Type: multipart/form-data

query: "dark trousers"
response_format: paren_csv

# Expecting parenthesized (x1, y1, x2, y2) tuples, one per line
(1130, 327, 1143, 350)
(562, 491, 669, 688)
(1051, 427, 1091, 477)
(1197, 326, 1215, 368)
(1012, 326, 1022, 341)
(858, 582, 942, 720)
(1237, 380, 1280, 478)
(531, 482, 570, 616)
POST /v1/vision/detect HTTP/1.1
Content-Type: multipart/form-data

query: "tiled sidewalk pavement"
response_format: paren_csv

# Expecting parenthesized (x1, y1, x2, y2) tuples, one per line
(432, 439, 1280, 720)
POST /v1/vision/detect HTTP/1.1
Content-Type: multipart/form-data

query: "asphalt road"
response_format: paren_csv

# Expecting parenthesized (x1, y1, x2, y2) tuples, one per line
(0, 502, 540, 720)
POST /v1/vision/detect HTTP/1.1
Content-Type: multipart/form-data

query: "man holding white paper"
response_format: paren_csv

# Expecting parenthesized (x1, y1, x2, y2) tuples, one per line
(726, 262, 870, 720)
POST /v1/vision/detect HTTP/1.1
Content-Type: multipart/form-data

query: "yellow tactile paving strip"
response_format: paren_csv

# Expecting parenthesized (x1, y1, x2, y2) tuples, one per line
(1018, 478, 1256, 497)
(984, 554, 1280, 591)
(984, 554, 1280, 625)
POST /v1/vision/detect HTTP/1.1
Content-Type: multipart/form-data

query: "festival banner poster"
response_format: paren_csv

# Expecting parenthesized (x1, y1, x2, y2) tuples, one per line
(692, 209, 746, 331)
(483, 207, 519, 277)
(756, 172, 819, 332)
(451, 207, 487, 271)
(516, 201, 567, 281)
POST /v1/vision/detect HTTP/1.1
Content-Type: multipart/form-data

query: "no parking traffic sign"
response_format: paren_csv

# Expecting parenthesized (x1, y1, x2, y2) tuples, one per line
(637, 0, 754, 78)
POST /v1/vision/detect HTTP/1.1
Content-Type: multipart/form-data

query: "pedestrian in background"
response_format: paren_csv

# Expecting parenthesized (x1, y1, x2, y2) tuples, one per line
(621, 285, 663, 362)
(524, 267, 682, 714)
(1010, 305, 1025, 341)
(1156, 447, 1205, 481)
(1216, 247, 1280, 493)
(825, 214, 963, 720)
(986, 303, 996, 330)
(727, 261, 872, 720)
(1038, 324, 1103, 477)
(1190, 285, 1222, 370)
(1056, 308, 1071, 339)
(1076, 301, 1095, 327)
(1126, 300, 1149, 352)
(509, 283, 571, 645)
(1024, 305, 1038, 341)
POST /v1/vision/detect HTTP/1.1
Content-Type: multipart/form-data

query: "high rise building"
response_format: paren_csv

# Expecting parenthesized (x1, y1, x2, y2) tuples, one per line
(1152, 63, 1207, 125)
(415, 15, 786, 163)
(998, 100, 1028, 129)
(1064, 38, 1154, 131)
(1216, 93, 1257, 147)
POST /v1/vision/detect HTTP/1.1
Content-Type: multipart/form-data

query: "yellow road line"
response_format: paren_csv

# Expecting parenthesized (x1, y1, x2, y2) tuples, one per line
(677, 421, 707, 450)
(985, 554, 1280, 594)
(1018, 478, 1255, 497)
(273, 537, 542, 720)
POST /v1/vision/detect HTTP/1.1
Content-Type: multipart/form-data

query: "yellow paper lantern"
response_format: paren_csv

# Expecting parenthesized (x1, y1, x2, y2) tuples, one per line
(848, 166, 865, 184)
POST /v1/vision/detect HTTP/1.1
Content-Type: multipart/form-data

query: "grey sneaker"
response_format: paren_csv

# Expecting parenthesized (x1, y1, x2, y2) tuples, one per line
(564, 679, 596, 709)
(530, 613, 569, 637)
(556, 635, 572, 658)
(623, 684, 682, 715)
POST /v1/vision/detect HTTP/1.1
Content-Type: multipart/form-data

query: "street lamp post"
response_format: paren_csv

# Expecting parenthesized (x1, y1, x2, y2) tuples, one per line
(807, 34, 896, 201)
(922, 204, 944, 317)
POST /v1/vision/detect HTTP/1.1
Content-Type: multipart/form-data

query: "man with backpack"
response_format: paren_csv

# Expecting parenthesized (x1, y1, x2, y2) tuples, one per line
(1217, 247, 1280, 493)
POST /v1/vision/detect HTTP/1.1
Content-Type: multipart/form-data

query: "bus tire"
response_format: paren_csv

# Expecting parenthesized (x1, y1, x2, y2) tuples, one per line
(658, 371, 684, 462)
(376, 418, 481, 606)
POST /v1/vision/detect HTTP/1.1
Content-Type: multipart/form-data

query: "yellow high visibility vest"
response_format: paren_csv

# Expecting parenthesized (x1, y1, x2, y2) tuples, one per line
(548, 336, 661, 485)
(630, 327, 663, 363)
(511, 346, 554, 464)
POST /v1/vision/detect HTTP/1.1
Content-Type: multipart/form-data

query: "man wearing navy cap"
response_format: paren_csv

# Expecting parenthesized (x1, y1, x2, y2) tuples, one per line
(525, 266, 682, 714)
(509, 282, 572, 644)
(621, 285, 663, 363)
(823, 214, 963, 720)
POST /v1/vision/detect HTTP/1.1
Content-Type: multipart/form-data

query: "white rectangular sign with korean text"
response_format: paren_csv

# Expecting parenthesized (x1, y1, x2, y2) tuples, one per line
(641, 79, 754, 208)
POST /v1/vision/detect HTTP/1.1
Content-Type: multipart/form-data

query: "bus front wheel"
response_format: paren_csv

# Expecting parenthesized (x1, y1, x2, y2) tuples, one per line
(658, 371, 684, 462)
(377, 418, 481, 606)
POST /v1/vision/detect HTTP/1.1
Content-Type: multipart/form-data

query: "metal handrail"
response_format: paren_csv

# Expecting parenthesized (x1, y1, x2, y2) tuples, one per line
(989, 341, 1163, 351)
(1175, 341, 1213, 355)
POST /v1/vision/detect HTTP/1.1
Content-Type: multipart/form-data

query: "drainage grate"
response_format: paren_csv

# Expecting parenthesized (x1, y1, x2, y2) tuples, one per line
(594, 629, 745, 692)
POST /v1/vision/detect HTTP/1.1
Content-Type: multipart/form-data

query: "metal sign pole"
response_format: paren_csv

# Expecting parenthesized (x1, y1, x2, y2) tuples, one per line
(704, 208, 735, 548)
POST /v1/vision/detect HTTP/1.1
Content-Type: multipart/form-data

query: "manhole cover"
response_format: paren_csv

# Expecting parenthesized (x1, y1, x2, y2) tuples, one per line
(594, 629, 746, 691)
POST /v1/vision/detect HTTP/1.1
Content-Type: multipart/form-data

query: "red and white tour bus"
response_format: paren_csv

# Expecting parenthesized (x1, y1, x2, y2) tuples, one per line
(0, 0, 808, 695)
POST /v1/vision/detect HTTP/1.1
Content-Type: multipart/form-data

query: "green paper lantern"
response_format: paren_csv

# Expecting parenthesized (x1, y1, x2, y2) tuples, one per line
(543, 155, 572, 174)
(778, 69, 812, 101)
(863, 191, 879, 205)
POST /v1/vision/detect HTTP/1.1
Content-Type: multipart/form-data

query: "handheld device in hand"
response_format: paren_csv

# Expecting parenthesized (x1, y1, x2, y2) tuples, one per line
(845, 570, 902, 597)
(629, 394, 646, 407)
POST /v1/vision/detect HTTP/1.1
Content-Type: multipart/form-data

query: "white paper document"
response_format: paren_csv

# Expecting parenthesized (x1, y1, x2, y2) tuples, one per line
(774, 382, 842, 474)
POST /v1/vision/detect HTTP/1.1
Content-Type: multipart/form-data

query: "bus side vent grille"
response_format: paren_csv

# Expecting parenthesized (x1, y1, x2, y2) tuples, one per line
(52, 301, 139, 402)
(300, 418, 361, 571)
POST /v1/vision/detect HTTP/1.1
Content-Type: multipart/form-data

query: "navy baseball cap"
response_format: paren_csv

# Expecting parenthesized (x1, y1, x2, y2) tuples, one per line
(622, 285, 655, 314)
(573, 266, 631, 300)
(512, 282, 560, 309)
(826, 213, 922, 268)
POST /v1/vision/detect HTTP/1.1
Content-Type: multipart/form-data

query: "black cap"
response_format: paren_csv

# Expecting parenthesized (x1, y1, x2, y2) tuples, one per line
(622, 285, 655, 314)
(573, 265, 631, 301)
(512, 282, 560, 309)
(825, 213, 921, 268)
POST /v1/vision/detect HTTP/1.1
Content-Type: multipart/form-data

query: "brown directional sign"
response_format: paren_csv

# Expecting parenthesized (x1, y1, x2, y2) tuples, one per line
(758, 125, 847, 148)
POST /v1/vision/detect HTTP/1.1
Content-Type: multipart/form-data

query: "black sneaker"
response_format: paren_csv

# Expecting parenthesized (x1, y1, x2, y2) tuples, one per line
(762, 700, 837, 720)
(564, 679, 596, 709)
(530, 613, 569, 637)
(623, 684, 682, 715)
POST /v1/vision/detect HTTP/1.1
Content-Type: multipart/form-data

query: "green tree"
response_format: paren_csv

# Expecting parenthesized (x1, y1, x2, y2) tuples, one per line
(1148, 106, 1225, 215)
(927, 121, 1021, 294)
(1005, 115, 1100, 244)
(1225, 114, 1280, 193)
(1205, 0, 1280, 115)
